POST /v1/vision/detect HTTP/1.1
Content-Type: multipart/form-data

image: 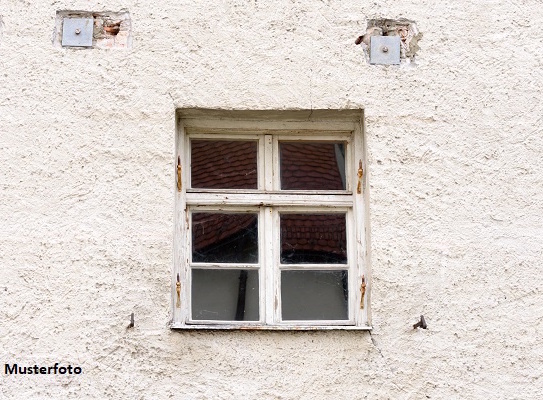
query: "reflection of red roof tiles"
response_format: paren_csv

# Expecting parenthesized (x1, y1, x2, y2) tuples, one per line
(191, 140, 257, 189)
(192, 213, 346, 262)
(190, 141, 346, 260)
(281, 214, 346, 259)
(192, 213, 257, 252)
(280, 142, 344, 190)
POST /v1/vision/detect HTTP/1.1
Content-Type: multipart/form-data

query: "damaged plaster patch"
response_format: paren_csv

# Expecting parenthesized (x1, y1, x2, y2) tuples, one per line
(356, 18, 422, 64)
(54, 10, 132, 49)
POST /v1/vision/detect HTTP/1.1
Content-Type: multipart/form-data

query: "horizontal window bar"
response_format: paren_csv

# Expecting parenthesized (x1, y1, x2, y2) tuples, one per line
(182, 119, 358, 131)
(172, 323, 370, 331)
(187, 189, 352, 195)
(187, 193, 354, 207)
(278, 264, 350, 270)
(190, 264, 260, 269)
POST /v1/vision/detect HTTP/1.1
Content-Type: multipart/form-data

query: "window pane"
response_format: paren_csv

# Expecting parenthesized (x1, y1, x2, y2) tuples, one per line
(191, 140, 258, 189)
(192, 269, 259, 321)
(280, 213, 347, 264)
(192, 213, 258, 263)
(281, 270, 348, 320)
(280, 142, 346, 190)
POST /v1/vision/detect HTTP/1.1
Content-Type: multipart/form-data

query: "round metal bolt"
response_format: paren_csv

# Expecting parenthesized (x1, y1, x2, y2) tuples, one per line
(382, 46, 389, 53)
(75, 28, 81, 35)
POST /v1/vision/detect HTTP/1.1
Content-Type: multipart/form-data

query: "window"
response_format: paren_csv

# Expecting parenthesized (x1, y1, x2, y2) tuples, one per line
(172, 109, 371, 330)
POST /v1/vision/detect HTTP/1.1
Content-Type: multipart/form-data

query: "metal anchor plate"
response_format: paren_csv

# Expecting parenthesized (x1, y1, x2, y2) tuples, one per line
(370, 36, 400, 65)
(62, 18, 93, 47)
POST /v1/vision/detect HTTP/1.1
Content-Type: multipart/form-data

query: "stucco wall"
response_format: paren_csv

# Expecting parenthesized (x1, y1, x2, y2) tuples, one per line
(1, 0, 542, 398)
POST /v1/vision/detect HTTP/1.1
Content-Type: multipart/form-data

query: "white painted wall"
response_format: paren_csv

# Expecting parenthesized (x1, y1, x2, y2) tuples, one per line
(1, 1, 542, 398)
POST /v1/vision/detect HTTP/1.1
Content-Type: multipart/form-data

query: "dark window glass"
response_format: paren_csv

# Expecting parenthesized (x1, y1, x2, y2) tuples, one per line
(192, 213, 258, 263)
(280, 213, 347, 264)
(281, 270, 348, 320)
(280, 142, 346, 190)
(191, 140, 258, 189)
(192, 269, 259, 321)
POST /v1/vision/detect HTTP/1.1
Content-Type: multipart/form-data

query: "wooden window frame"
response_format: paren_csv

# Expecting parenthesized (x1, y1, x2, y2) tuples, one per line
(172, 109, 372, 330)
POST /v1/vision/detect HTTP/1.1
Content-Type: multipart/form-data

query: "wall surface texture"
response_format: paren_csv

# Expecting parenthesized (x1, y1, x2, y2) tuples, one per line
(1, 1, 543, 399)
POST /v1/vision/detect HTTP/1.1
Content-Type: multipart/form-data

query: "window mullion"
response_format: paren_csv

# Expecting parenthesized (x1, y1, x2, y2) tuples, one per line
(264, 134, 273, 191)
(264, 206, 275, 325)
(272, 207, 281, 324)
(272, 136, 280, 190)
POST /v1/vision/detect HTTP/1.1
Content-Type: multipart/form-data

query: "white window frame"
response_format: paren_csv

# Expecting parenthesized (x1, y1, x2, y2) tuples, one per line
(172, 109, 371, 330)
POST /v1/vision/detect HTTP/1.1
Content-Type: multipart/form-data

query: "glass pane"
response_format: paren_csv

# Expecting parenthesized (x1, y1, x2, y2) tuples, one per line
(192, 213, 258, 263)
(280, 142, 346, 190)
(192, 269, 259, 321)
(280, 213, 347, 264)
(191, 140, 258, 189)
(281, 270, 348, 320)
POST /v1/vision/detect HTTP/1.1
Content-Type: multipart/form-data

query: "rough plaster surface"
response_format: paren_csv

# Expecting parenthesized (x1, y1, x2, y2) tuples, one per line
(1, 0, 543, 399)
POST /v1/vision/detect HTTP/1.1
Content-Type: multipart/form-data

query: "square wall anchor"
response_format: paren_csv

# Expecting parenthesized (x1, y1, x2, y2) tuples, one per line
(370, 36, 400, 65)
(62, 18, 93, 47)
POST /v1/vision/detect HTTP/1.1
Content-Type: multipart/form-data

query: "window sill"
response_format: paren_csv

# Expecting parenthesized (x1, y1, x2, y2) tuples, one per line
(170, 323, 372, 331)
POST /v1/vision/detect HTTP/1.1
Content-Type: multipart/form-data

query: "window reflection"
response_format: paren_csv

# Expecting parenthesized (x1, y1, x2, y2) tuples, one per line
(280, 142, 346, 190)
(280, 213, 347, 264)
(281, 270, 348, 320)
(192, 269, 259, 321)
(191, 140, 258, 189)
(192, 213, 258, 263)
